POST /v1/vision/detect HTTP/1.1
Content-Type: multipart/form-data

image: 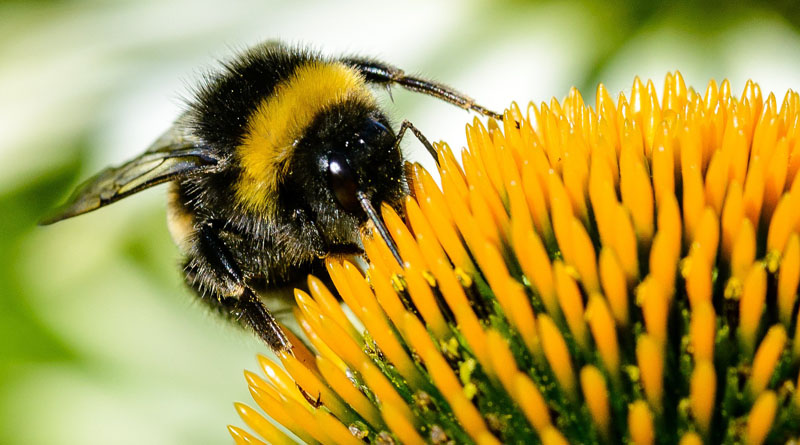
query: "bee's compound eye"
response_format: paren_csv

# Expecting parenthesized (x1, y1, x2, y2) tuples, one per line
(327, 152, 360, 213)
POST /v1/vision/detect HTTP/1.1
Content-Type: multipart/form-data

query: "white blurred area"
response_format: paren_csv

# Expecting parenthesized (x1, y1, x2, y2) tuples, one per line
(4, 1, 800, 185)
(0, 0, 571, 188)
(2, 1, 800, 444)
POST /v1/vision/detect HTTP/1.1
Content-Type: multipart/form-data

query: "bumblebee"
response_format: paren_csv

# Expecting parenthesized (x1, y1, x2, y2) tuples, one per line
(42, 41, 499, 353)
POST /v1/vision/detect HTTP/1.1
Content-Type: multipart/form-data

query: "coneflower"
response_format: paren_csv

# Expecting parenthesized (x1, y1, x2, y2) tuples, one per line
(228, 73, 800, 444)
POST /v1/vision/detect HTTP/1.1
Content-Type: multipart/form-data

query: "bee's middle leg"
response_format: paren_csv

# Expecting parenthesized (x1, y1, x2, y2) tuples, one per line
(183, 224, 292, 353)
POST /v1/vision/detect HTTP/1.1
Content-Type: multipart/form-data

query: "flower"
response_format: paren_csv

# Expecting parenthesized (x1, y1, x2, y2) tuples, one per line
(229, 73, 800, 444)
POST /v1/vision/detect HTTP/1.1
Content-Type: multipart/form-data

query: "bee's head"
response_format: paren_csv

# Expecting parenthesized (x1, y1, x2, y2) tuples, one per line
(283, 103, 406, 251)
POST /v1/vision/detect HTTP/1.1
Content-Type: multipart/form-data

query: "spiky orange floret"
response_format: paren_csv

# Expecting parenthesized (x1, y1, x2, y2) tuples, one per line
(231, 73, 800, 444)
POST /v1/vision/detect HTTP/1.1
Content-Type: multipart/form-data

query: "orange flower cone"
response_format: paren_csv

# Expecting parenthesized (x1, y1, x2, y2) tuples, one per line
(231, 73, 800, 444)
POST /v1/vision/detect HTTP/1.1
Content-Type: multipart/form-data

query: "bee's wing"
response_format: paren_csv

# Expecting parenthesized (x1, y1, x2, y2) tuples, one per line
(40, 120, 221, 225)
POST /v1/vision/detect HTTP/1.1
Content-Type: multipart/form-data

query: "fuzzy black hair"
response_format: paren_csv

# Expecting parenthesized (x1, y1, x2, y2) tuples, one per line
(187, 42, 320, 153)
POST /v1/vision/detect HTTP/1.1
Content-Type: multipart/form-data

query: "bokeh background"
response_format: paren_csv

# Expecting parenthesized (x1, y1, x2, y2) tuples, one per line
(2, 0, 800, 443)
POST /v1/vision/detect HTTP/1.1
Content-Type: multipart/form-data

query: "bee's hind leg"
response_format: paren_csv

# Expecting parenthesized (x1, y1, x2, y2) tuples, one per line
(183, 224, 292, 354)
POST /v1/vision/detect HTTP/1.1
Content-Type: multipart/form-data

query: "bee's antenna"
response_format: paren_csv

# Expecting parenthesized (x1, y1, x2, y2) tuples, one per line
(356, 190, 403, 266)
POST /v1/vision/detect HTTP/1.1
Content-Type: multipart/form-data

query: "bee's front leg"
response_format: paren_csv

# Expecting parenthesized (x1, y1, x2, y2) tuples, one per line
(184, 223, 292, 353)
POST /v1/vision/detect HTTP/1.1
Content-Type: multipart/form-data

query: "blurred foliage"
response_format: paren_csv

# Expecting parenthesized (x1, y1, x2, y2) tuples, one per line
(0, 159, 78, 367)
(525, 0, 800, 92)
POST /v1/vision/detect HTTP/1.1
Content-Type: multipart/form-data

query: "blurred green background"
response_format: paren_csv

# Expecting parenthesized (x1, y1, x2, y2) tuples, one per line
(2, 0, 799, 443)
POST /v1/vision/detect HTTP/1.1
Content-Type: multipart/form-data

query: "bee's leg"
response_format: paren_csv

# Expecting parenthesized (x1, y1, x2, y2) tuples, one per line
(186, 224, 292, 353)
(236, 288, 292, 352)
(184, 263, 322, 403)
(393, 120, 438, 166)
(342, 57, 502, 120)
(183, 260, 241, 321)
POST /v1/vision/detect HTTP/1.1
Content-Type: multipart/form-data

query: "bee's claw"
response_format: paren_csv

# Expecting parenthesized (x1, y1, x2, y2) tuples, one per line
(297, 382, 322, 408)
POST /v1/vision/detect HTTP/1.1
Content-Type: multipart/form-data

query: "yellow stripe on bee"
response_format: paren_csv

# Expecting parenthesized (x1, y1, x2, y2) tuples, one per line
(236, 61, 375, 214)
